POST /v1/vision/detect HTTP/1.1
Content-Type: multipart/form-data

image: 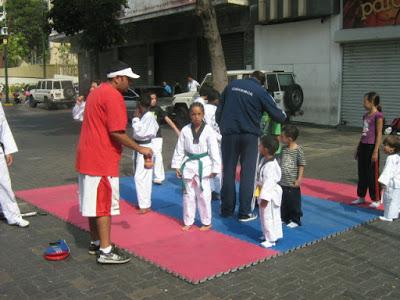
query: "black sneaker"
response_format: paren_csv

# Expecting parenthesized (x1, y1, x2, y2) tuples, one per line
(238, 213, 258, 222)
(97, 246, 131, 264)
(88, 243, 100, 255)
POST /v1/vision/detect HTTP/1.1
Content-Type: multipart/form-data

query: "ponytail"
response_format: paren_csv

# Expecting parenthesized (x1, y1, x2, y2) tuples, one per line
(364, 91, 382, 112)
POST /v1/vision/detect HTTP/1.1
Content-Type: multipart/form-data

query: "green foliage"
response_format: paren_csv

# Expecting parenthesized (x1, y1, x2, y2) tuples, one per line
(49, 0, 128, 51)
(4, 0, 49, 63)
(0, 33, 30, 66)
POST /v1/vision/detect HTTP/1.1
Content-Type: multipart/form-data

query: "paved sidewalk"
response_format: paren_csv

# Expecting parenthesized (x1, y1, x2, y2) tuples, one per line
(1, 104, 399, 299)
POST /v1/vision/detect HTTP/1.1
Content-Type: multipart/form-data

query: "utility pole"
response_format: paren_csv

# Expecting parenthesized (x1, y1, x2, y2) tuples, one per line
(1, 1, 10, 104)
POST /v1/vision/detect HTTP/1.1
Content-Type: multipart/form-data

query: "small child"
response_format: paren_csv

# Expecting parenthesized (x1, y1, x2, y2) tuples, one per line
(132, 95, 159, 214)
(255, 135, 283, 248)
(171, 102, 221, 231)
(378, 135, 400, 222)
(279, 125, 306, 228)
(202, 88, 222, 200)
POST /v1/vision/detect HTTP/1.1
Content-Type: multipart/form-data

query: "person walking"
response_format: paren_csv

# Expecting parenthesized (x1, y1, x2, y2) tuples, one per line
(187, 75, 200, 92)
(76, 61, 152, 264)
(216, 71, 286, 221)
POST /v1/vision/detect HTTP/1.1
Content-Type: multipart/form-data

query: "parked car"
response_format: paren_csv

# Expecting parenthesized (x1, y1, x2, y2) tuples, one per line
(29, 79, 76, 109)
(170, 70, 304, 128)
(123, 86, 174, 120)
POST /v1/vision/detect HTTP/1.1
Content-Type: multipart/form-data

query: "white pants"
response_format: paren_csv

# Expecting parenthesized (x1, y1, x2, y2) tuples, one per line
(183, 176, 212, 226)
(258, 199, 283, 243)
(152, 137, 165, 182)
(0, 154, 22, 224)
(210, 144, 222, 194)
(383, 187, 400, 219)
(78, 174, 120, 217)
(133, 145, 153, 209)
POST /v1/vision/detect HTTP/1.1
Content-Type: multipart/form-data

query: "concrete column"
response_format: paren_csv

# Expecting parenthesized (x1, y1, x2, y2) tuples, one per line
(147, 43, 154, 85)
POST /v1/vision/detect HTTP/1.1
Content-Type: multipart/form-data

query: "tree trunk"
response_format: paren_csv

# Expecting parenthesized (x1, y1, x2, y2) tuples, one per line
(196, 0, 228, 93)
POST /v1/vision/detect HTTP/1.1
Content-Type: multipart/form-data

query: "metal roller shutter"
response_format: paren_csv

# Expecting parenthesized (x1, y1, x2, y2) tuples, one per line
(341, 41, 400, 127)
(198, 33, 245, 80)
(119, 45, 148, 85)
(155, 39, 191, 89)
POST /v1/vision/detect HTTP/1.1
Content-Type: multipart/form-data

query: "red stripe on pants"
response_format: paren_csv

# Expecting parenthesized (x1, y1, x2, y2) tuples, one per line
(96, 176, 112, 216)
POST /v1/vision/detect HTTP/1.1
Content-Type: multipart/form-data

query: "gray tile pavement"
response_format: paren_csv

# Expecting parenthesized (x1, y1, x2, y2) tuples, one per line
(0, 104, 399, 299)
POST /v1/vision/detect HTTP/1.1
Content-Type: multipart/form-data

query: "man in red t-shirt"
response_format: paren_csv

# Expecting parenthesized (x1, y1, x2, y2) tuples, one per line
(76, 61, 152, 264)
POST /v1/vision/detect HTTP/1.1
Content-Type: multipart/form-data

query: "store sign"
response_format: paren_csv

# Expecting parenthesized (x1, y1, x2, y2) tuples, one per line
(343, 0, 400, 29)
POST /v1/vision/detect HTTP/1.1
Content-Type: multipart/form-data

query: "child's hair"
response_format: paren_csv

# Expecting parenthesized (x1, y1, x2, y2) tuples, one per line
(282, 125, 299, 141)
(383, 135, 400, 153)
(207, 88, 220, 104)
(189, 102, 204, 114)
(260, 135, 279, 156)
(364, 91, 382, 112)
(139, 93, 152, 109)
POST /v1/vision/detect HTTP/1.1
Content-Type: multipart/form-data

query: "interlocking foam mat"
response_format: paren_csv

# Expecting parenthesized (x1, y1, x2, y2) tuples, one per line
(16, 173, 382, 284)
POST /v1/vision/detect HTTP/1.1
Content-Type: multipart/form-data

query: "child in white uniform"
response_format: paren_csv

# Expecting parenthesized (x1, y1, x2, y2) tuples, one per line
(255, 135, 283, 248)
(378, 135, 400, 221)
(172, 102, 221, 230)
(132, 96, 159, 214)
(0, 103, 29, 227)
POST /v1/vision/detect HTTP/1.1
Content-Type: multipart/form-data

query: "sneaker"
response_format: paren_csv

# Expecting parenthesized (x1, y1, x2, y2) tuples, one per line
(238, 213, 258, 222)
(287, 222, 299, 228)
(88, 243, 100, 255)
(260, 240, 275, 248)
(259, 236, 266, 242)
(211, 192, 220, 201)
(97, 246, 131, 264)
(369, 201, 381, 208)
(351, 198, 365, 205)
(379, 216, 393, 222)
(153, 179, 163, 185)
(10, 218, 30, 228)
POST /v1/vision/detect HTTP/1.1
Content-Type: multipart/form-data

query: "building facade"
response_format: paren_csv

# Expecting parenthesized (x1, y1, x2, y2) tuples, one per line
(78, 0, 253, 92)
(255, 0, 400, 126)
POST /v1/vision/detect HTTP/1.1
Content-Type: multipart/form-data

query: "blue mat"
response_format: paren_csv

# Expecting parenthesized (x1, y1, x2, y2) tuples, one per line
(120, 172, 381, 253)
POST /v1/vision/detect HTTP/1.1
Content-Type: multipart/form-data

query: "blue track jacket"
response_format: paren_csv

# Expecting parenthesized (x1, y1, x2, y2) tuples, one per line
(216, 78, 287, 136)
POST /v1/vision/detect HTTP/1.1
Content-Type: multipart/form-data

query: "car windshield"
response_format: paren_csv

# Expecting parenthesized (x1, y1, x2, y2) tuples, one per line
(277, 74, 295, 87)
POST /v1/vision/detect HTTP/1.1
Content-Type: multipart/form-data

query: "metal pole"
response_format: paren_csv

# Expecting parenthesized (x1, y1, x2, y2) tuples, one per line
(4, 37, 9, 104)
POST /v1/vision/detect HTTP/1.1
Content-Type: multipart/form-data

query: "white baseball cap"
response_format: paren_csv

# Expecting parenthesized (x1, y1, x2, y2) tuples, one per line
(107, 61, 140, 79)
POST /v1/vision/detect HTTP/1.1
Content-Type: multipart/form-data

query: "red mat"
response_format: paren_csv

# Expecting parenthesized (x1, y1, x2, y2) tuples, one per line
(16, 185, 277, 284)
(236, 167, 383, 210)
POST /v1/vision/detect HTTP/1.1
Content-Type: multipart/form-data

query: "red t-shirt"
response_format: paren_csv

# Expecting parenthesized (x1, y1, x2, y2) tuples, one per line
(76, 83, 127, 177)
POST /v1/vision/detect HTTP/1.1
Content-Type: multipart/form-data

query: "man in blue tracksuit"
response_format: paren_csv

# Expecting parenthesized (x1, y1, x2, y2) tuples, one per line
(216, 71, 286, 221)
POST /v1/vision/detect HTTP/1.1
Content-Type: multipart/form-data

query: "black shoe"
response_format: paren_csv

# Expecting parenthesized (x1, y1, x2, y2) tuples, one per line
(211, 192, 220, 201)
(97, 245, 131, 264)
(88, 242, 100, 255)
(238, 213, 258, 222)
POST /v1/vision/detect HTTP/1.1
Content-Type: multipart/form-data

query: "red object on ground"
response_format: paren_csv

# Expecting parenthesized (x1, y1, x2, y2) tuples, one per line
(16, 185, 276, 283)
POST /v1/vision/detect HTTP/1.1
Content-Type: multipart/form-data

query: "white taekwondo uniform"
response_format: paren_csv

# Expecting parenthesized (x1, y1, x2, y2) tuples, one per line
(132, 111, 159, 209)
(379, 153, 400, 219)
(256, 157, 283, 244)
(171, 122, 221, 226)
(0, 103, 25, 224)
(72, 101, 86, 122)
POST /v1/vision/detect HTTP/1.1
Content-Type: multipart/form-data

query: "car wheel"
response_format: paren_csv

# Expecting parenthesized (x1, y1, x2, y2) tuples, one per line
(174, 105, 190, 129)
(283, 84, 303, 114)
(29, 96, 37, 108)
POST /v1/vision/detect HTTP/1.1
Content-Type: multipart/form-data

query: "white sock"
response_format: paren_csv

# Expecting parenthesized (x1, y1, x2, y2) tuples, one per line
(100, 245, 112, 253)
(91, 240, 100, 246)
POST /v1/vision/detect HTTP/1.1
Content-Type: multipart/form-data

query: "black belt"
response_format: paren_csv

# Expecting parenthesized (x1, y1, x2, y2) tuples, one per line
(135, 139, 151, 145)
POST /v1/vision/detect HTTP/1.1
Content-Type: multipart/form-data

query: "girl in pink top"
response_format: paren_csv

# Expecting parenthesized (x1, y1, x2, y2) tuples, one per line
(352, 92, 384, 208)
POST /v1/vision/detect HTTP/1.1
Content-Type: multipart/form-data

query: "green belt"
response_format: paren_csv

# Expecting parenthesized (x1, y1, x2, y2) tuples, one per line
(180, 152, 208, 191)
